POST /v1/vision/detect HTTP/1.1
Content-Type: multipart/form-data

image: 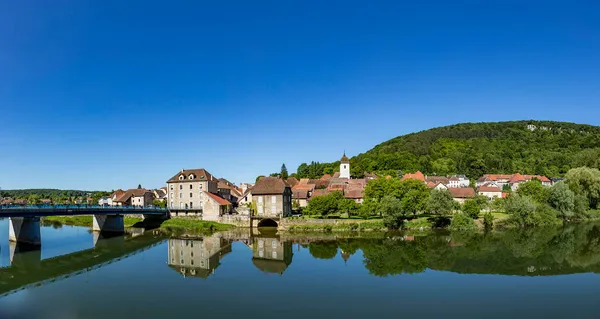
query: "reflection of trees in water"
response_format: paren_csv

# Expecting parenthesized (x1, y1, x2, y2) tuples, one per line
(308, 242, 338, 260)
(296, 222, 600, 277)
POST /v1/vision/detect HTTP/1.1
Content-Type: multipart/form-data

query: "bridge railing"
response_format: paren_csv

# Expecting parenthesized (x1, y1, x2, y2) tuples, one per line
(0, 204, 168, 211)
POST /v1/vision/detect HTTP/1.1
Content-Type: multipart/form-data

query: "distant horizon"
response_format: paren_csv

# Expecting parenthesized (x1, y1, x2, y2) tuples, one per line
(2, 1, 599, 189)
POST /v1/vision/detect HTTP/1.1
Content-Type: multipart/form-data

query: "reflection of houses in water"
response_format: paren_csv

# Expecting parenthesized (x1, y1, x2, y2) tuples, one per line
(168, 237, 232, 278)
(251, 235, 293, 275)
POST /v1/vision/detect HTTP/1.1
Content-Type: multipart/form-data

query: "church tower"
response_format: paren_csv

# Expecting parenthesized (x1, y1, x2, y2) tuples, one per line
(340, 152, 350, 179)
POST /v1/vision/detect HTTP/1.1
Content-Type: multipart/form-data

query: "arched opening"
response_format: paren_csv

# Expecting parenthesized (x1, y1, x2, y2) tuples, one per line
(257, 218, 278, 228)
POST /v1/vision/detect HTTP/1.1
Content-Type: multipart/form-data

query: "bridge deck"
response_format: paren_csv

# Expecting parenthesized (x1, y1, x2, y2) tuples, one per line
(0, 205, 168, 218)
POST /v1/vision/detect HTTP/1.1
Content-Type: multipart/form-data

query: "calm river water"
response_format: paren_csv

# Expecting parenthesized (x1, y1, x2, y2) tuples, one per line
(1, 219, 600, 318)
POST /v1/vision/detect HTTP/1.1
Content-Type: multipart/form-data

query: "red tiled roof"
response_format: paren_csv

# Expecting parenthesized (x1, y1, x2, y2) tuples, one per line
(293, 183, 316, 191)
(115, 188, 152, 203)
(286, 177, 299, 187)
(252, 177, 290, 195)
(478, 186, 502, 192)
(448, 188, 476, 199)
(509, 173, 526, 184)
(292, 189, 309, 199)
(167, 168, 215, 183)
(426, 176, 450, 184)
(205, 192, 231, 206)
(426, 181, 436, 188)
(320, 174, 332, 180)
(523, 175, 551, 183)
(402, 171, 425, 182)
(344, 189, 363, 199)
(311, 189, 330, 198)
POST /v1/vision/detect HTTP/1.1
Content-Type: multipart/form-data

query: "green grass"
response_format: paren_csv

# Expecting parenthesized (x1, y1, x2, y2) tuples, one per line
(159, 218, 233, 233)
(41, 216, 143, 228)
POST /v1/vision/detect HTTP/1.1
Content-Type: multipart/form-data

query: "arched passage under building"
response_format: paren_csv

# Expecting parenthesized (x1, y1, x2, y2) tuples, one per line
(257, 219, 278, 228)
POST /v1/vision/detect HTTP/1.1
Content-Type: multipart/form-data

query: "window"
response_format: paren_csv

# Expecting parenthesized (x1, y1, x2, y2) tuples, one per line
(258, 240, 264, 248)
(258, 196, 263, 203)
(272, 251, 277, 259)
(344, 165, 347, 169)
(272, 196, 276, 204)
(170, 192, 173, 199)
(179, 175, 184, 180)
(190, 185, 193, 190)
(199, 184, 203, 190)
(272, 240, 277, 248)
(190, 193, 193, 198)
(271, 205, 276, 213)
(179, 185, 183, 190)
(189, 174, 195, 180)
(170, 185, 174, 191)
(179, 193, 182, 199)
(190, 202, 193, 209)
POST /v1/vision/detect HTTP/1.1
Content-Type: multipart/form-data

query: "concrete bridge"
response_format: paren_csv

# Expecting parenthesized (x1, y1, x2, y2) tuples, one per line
(0, 230, 167, 296)
(0, 205, 168, 245)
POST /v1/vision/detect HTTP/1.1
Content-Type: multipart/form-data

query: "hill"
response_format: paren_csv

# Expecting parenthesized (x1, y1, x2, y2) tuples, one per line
(296, 120, 600, 179)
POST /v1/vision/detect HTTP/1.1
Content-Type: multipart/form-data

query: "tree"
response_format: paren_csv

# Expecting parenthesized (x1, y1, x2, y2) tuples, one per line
(304, 191, 344, 216)
(308, 242, 338, 260)
(502, 184, 513, 193)
(399, 180, 430, 216)
(255, 175, 265, 183)
(462, 199, 481, 219)
(449, 213, 477, 232)
(364, 177, 402, 202)
(338, 198, 359, 216)
(380, 196, 405, 230)
(565, 167, 600, 209)
(280, 164, 289, 180)
(504, 195, 537, 227)
(137, 184, 142, 189)
(517, 180, 549, 203)
(548, 182, 575, 221)
(427, 189, 455, 215)
(152, 199, 167, 208)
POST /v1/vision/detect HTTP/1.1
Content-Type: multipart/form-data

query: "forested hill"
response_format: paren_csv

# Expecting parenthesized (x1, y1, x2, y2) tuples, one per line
(296, 121, 600, 179)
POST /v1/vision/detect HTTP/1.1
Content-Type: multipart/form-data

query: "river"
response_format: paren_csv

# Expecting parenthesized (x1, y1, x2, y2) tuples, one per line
(0, 219, 599, 318)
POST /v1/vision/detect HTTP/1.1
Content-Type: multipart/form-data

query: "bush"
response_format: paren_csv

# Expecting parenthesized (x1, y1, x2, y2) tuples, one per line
(323, 224, 333, 232)
(534, 204, 560, 226)
(449, 213, 477, 232)
(349, 223, 359, 231)
(462, 199, 481, 219)
(380, 196, 405, 230)
(483, 212, 494, 230)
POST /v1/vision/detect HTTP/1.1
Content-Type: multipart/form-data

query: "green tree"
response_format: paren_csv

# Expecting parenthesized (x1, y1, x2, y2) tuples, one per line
(308, 242, 338, 260)
(398, 180, 430, 216)
(379, 196, 405, 230)
(427, 189, 455, 215)
(565, 167, 600, 209)
(504, 195, 537, 227)
(502, 184, 513, 193)
(255, 175, 265, 183)
(338, 198, 359, 216)
(137, 184, 142, 189)
(152, 199, 167, 208)
(517, 180, 549, 203)
(280, 164, 289, 180)
(304, 191, 344, 216)
(364, 177, 402, 202)
(462, 199, 481, 219)
(548, 182, 575, 221)
(449, 213, 477, 232)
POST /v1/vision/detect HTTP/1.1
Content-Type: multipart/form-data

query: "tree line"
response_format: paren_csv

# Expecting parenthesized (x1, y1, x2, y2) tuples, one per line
(294, 121, 600, 179)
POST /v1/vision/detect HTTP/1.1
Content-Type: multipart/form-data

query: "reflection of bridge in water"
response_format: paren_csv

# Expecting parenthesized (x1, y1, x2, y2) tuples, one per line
(0, 229, 167, 296)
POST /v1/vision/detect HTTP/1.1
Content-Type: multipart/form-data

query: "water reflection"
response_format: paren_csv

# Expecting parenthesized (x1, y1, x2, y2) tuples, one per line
(168, 237, 232, 278)
(251, 233, 293, 275)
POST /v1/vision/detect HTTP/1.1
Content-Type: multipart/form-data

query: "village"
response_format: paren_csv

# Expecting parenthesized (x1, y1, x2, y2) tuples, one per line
(0, 153, 565, 225)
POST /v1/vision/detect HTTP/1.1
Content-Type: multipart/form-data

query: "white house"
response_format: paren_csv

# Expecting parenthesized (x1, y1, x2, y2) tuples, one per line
(477, 185, 503, 200)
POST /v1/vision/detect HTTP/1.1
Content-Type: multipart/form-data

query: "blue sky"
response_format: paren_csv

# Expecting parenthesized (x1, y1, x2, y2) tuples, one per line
(1, 0, 599, 190)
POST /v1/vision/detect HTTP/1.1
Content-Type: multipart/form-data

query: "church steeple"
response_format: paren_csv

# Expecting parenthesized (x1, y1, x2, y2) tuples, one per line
(340, 152, 350, 179)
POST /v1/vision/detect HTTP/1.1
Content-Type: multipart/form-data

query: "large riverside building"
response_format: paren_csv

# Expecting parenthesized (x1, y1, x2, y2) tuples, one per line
(166, 168, 219, 213)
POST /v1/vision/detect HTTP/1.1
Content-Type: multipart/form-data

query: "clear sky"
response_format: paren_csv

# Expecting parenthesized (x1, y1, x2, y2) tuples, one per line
(1, 0, 599, 190)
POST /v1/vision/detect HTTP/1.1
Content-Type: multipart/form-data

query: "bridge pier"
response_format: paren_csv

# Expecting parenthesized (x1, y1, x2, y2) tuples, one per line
(9, 217, 41, 246)
(93, 214, 124, 233)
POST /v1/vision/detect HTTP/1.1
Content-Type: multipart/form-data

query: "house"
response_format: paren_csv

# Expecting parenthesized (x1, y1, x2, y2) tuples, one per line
(114, 188, 155, 207)
(153, 188, 167, 202)
(41, 199, 52, 205)
(286, 177, 299, 187)
(344, 188, 364, 204)
(402, 171, 425, 182)
(448, 175, 470, 188)
(477, 173, 551, 191)
(425, 176, 449, 186)
(217, 181, 233, 202)
(202, 192, 232, 220)
(238, 189, 253, 206)
(432, 182, 448, 191)
(448, 188, 476, 204)
(364, 173, 378, 180)
(168, 237, 232, 278)
(478, 185, 503, 200)
(292, 189, 309, 207)
(311, 189, 331, 198)
(166, 168, 218, 211)
(251, 177, 292, 218)
(551, 178, 565, 185)
(251, 236, 293, 275)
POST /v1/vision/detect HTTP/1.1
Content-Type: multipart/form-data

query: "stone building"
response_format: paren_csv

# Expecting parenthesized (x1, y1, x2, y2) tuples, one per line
(251, 177, 292, 218)
(202, 192, 232, 220)
(166, 168, 218, 212)
(168, 237, 232, 278)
